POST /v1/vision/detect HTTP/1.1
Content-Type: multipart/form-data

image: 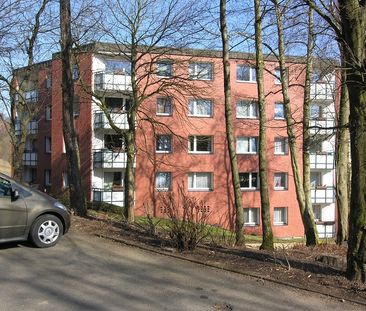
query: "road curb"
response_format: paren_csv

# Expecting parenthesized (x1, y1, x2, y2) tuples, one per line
(96, 233, 366, 307)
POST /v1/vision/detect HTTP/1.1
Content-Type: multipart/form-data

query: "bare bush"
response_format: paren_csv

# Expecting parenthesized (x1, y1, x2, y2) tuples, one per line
(160, 185, 211, 251)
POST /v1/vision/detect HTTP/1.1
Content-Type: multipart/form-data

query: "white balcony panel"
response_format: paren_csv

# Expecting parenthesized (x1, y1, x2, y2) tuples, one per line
(23, 152, 37, 166)
(310, 83, 334, 101)
(94, 72, 132, 92)
(309, 119, 334, 135)
(311, 187, 335, 204)
(310, 153, 334, 170)
(94, 112, 129, 130)
(93, 189, 124, 207)
(93, 150, 127, 168)
(316, 222, 335, 238)
(15, 120, 38, 135)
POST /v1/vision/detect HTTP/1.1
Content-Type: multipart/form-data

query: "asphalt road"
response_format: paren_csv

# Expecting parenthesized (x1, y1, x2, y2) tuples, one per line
(0, 231, 363, 311)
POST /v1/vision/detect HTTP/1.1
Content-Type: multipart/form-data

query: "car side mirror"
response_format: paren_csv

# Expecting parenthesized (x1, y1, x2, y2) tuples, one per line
(11, 189, 19, 202)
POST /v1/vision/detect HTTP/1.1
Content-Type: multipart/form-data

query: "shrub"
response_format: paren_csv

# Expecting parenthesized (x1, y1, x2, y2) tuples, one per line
(160, 185, 211, 251)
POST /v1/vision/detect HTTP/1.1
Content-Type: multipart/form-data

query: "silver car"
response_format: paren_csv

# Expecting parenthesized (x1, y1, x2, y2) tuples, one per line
(0, 173, 70, 247)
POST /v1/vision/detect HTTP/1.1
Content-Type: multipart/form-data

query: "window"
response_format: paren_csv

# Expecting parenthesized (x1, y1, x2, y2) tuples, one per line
(313, 204, 322, 221)
(236, 65, 256, 82)
(310, 172, 322, 188)
(310, 104, 323, 119)
(156, 135, 172, 153)
(274, 103, 285, 119)
(45, 106, 52, 120)
(44, 170, 51, 186)
(274, 207, 288, 225)
(45, 137, 51, 153)
(244, 208, 259, 226)
(188, 136, 213, 153)
(72, 64, 79, 80)
(0, 177, 11, 197)
(156, 97, 172, 116)
(274, 173, 288, 190)
(24, 90, 38, 102)
(46, 75, 52, 89)
(63, 172, 69, 188)
(73, 96, 80, 116)
(189, 62, 213, 80)
(274, 137, 288, 155)
(274, 68, 281, 84)
(104, 172, 123, 190)
(236, 100, 258, 118)
(105, 59, 131, 75)
(188, 99, 213, 117)
(156, 61, 172, 77)
(156, 172, 171, 190)
(237, 137, 258, 154)
(188, 172, 213, 191)
(239, 172, 259, 190)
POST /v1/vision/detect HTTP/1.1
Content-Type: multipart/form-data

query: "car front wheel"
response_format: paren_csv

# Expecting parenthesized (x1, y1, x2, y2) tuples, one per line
(30, 214, 63, 248)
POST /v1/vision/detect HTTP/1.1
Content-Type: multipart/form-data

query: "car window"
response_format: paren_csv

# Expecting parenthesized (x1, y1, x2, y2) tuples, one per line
(0, 177, 11, 197)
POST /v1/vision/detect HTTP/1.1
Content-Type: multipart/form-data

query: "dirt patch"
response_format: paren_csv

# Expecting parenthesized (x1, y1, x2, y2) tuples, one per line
(70, 215, 366, 305)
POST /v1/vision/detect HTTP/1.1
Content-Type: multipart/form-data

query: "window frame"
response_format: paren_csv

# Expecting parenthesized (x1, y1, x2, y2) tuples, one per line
(236, 100, 258, 119)
(45, 136, 52, 154)
(188, 99, 213, 117)
(156, 97, 173, 116)
(188, 172, 213, 191)
(274, 137, 288, 155)
(44, 169, 51, 186)
(236, 64, 256, 82)
(274, 172, 288, 190)
(239, 172, 259, 190)
(188, 135, 213, 154)
(156, 135, 172, 153)
(273, 207, 288, 225)
(236, 136, 258, 154)
(274, 102, 285, 119)
(155, 172, 172, 191)
(244, 207, 260, 226)
(188, 62, 213, 80)
(156, 61, 173, 78)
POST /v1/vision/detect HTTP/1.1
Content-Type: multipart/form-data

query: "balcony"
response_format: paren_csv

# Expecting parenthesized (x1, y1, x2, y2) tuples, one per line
(94, 72, 132, 92)
(93, 188, 124, 207)
(311, 186, 335, 204)
(310, 152, 334, 170)
(23, 151, 38, 166)
(316, 222, 336, 238)
(93, 149, 127, 168)
(309, 119, 335, 135)
(310, 82, 334, 102)
(94, 111, 129, 130)
(15, 120, 38, 135)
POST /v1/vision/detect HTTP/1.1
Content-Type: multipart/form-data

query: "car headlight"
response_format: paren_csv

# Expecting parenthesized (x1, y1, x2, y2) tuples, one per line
(54, 202, 68, 211)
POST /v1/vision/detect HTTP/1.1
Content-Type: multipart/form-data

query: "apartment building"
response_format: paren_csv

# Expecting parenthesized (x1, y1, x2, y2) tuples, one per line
(12, 42, 337, 238)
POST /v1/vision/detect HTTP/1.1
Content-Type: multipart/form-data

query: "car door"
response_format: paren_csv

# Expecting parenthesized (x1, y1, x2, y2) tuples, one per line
(0, 177, 27, 239)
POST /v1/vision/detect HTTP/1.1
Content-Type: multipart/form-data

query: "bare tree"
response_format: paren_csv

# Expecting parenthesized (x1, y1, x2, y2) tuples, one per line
(219, 0, 244, 245)
(254, 0, 274, 250)
(272, 0, 319, 246)
(60, 0, 87, 216)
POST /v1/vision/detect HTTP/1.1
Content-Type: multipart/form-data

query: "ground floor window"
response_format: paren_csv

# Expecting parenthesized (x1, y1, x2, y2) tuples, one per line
(104, 172, 123, 190)
(188, 172, 213, 191)
(274, 207, 288, 225)
(244, 208, 259, 226)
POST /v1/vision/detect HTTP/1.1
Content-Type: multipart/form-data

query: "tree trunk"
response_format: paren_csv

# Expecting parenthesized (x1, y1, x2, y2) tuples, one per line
(60, 0, 87, 217)
(220, 0, 244, 245)
(336, 58, 350, 244)
(273, 0, 318, 246)
(254, 0, 274, 250)
(302, 6, 318, 246)
(339, 0, 366, 282)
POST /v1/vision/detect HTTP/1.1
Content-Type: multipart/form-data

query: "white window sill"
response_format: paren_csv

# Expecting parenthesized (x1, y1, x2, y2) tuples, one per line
(236, 80, 257, 84)
(274, 222, 288, 226)
(188, 188, 212, 192)
(188, 151, 212, 154)
(188, 114, 213, 118)
(274, 152, 287, 155)
(244, 223, 259, 226)
(156, 150, 172, 154)
(274, 117, 285, 120)
(236, 116, 258, 119)
(156, 113, 172, 116)
(237, 152, 258, 155)
(156, 188, 170, 192)
(156, 75, 172, 79)
(274, 187, 287, 191)
(240, 188, 259, 191)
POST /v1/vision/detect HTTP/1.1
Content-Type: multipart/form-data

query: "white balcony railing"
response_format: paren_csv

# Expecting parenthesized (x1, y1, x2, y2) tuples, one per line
(24, 90, 39, 103)
(93, 149, 127, 168)
(94, 72, 132, 92)
(310, 82, 334, 101)
(316, 222, 335, 238)
(309, 119, 335, 135)
(94, 111, 129, 130)
(92, 188, 124, 207)
(15, 120, 38, 135)
(311, 187, 335, 204)
(23, 151, 38, 166)
(310, 153, 334, 170)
